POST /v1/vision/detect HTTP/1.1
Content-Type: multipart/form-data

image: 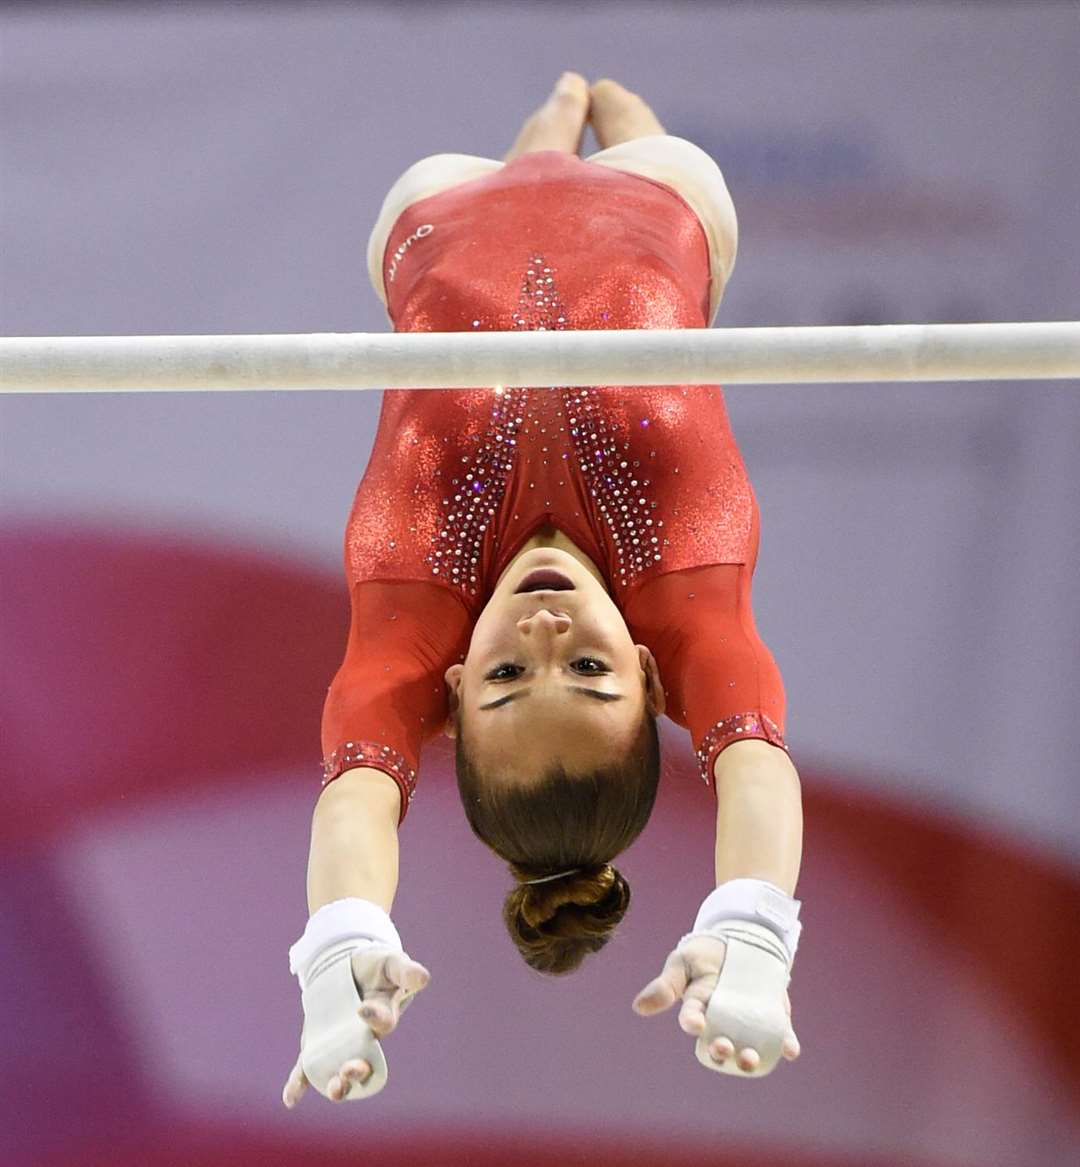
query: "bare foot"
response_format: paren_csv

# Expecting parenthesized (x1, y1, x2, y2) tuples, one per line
(504, 72, 591, 161)
(589, 79, 665, 149)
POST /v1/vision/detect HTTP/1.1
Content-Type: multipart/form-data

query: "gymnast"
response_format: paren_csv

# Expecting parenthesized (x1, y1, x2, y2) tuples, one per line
(282, 74, 804, 1107)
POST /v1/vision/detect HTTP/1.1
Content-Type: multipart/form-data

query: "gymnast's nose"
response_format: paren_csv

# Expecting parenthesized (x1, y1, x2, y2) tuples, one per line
(517, 609, 572, 636)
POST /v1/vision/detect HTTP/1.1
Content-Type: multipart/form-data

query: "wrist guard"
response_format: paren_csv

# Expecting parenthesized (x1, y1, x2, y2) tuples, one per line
(289, 898, 403, 1100)
(681, 880, 802, 1079)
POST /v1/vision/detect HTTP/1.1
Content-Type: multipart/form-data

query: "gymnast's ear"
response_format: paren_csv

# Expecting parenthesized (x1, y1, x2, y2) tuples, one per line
(637, 645, 666, 718)
(443, 663, 465, 739)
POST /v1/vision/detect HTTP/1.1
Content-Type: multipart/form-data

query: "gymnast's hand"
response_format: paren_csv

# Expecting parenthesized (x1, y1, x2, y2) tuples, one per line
(281, 945, 431, 1108)
(632, 933, 800, 1076)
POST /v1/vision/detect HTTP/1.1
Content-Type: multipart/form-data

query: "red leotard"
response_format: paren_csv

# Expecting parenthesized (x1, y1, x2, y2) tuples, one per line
(322, 151, 788, 823)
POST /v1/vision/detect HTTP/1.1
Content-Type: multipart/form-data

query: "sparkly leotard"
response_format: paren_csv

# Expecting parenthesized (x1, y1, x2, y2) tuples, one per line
(322, 150, 788, 823)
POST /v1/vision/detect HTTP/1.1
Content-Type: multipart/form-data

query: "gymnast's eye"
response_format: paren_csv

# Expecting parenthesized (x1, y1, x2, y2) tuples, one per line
(485, 657, 609, 681)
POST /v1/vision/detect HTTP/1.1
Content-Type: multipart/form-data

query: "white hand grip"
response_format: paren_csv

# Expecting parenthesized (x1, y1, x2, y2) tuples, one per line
(693, 923, 791, 1079)
(300, 948, 388, 1100)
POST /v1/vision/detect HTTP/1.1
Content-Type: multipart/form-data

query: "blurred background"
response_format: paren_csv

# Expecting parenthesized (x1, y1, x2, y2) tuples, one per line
(2, 2, 1078, 1165)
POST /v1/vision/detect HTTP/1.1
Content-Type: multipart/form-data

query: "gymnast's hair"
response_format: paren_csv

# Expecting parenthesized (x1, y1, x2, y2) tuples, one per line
(453, 707, 661, 975)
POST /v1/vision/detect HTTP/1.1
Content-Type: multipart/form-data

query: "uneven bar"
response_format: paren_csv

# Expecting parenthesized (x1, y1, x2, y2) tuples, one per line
(1, 322, 1078, 393)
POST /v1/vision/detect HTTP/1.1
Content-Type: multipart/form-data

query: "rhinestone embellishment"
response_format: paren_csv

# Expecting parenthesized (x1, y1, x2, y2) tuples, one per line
(562, 385, 662, 587)
(322, 740, 418, 806)
(422, 253, 664, 597)
(696, 713, 787, 784)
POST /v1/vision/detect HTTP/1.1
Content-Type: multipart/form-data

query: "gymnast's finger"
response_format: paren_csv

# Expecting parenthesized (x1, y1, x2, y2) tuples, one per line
(782, 989, 801, 1060)
(281, 1056, 308, 1109)
(337, 1058, 374, 1098)
(672, 989, 709, 1036)
(632, 950, 689, 1015)
(677, 965, 718, 1036)
(708, 1035, 734, 1065)
(328, 1062, 370, 1103)
(359, 998, 396, 1038)
(362, 954, 431, 1035)
(385, 951, 432, 995)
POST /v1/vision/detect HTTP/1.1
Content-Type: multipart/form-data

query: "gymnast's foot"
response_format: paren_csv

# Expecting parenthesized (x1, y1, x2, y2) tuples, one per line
(589, 78, 666, 149)
(504, 72, 591, 161)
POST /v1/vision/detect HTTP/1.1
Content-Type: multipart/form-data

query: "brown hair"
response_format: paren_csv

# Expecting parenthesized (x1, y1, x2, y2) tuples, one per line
(454, 709, 661, 975)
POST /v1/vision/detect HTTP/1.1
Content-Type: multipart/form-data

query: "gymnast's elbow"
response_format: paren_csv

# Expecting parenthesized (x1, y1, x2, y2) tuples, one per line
(315, 766, 403, 829)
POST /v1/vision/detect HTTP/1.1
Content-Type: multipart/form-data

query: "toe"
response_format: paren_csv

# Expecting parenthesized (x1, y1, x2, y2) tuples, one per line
(552, 72, 589, 104)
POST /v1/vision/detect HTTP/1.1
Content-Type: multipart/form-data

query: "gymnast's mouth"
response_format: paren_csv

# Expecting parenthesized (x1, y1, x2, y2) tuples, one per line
(515, 569, 576, 593)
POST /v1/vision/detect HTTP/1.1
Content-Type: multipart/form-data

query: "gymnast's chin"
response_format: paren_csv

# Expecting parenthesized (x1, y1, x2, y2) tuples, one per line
(442, 544, 666, 976)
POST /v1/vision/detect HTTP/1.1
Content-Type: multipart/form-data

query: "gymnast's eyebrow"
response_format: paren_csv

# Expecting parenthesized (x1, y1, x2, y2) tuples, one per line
(479, 687, 626, 711)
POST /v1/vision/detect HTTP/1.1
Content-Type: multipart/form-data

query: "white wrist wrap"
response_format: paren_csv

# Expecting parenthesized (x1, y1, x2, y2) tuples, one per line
(288, 898, 403, 990)
(690, 878, 802, 964)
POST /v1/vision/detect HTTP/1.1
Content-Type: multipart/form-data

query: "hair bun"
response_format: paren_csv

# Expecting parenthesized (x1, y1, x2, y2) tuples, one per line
(504, 863, 631, 975)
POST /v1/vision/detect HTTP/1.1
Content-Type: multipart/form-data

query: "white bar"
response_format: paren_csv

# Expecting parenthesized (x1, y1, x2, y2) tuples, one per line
(1, 323, 1078, 393)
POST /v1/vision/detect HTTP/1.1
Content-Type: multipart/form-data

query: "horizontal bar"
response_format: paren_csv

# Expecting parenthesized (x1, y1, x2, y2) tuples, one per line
(1, 322, 1078, 393)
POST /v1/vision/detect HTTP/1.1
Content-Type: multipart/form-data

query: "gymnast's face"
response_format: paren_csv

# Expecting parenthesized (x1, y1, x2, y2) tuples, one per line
(443, 547, 665, 778)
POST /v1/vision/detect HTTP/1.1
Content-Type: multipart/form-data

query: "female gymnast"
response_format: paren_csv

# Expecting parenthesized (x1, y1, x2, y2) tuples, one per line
(283, 74, 804, 1107)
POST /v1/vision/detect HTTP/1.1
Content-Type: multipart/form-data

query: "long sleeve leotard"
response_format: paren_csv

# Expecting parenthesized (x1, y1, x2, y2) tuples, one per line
(321, 143, 789, 824)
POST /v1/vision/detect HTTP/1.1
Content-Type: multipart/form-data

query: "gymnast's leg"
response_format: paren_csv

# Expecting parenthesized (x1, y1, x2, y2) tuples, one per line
(503, 72, 591, 161)
(589, 78, 667, 148)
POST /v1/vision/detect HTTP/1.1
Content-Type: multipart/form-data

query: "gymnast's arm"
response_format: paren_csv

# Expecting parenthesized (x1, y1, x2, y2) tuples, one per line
(306, 576, 473, 918)
(283, 580, 470, 1107)
(631, 736, 803, 1078)
(307, 766, 401, 915)
(624, 565, 802, 1075)
(712, 738, 802, 895)
(623, 565, 801, 894)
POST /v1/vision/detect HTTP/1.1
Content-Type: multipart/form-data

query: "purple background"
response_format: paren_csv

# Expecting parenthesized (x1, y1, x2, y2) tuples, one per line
(2, 4, 1078, 1165)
